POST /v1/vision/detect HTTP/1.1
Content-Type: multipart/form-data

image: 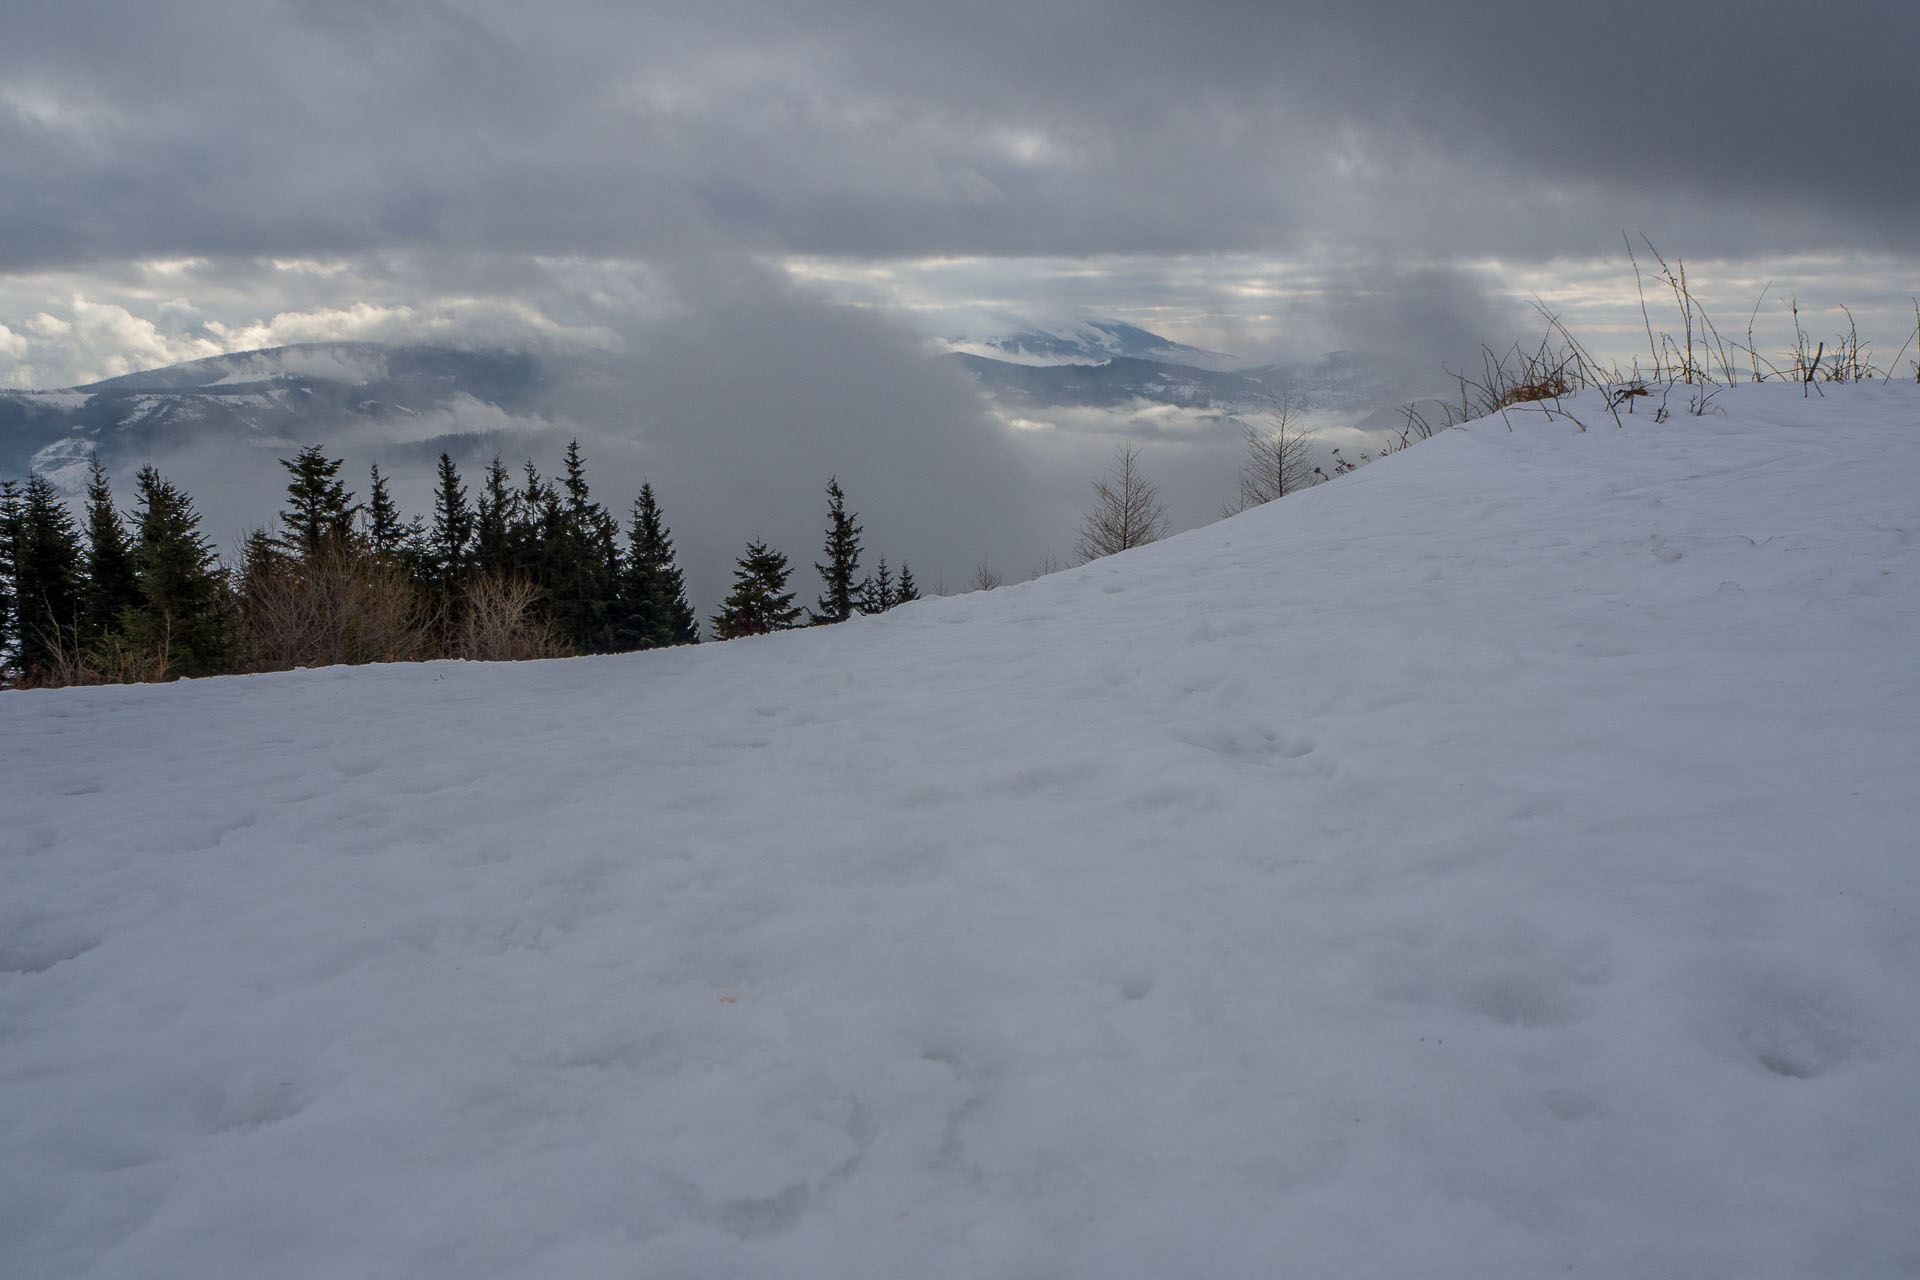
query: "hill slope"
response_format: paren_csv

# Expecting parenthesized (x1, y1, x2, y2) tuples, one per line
(4, 385, 1917, 1278)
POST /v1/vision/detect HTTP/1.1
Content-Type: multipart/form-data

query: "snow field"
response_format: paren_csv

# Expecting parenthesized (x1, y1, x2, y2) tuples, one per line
(3, 382, 1918, 1278)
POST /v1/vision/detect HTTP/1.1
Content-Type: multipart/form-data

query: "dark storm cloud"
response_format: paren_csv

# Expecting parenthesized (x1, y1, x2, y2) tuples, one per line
(3, 0, 1912, 272)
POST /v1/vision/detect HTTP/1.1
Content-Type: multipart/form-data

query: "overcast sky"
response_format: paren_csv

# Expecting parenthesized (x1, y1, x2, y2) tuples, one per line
(4, 0, 1916, 595)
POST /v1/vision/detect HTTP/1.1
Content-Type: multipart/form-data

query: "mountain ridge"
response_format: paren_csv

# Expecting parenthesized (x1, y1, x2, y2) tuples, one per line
(1, 329, 1408, 490)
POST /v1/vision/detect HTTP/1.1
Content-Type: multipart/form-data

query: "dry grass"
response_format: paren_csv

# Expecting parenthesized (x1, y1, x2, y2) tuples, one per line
(1385, 240, 1918, 440)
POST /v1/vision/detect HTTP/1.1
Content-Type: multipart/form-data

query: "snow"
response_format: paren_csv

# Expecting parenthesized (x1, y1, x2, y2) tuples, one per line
(24, 439, 96, 494)
(5, 384, 1918, 1278)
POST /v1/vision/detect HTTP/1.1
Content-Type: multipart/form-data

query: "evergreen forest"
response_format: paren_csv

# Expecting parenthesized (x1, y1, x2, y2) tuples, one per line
(0, 445, 918, 688)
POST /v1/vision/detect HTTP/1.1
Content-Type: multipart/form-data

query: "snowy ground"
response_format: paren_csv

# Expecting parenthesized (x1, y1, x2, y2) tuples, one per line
(4, 384, 1918, 1279)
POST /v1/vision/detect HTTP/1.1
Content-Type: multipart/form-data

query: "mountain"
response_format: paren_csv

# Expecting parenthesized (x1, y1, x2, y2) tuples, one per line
(6, 384, 1916, 1279)
(951, 347, 1404, 415)
(1, 326, 1411, 498)
(942, 319, 1411, 416)
(946, 319, 1243, 370)
(0, 343, 553, 488)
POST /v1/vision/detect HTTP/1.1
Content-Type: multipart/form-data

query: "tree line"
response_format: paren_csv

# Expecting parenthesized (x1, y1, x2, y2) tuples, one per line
(0, 444, 918, 688)
(709, 476, 919, 639)
(2, 407, 1328, 687)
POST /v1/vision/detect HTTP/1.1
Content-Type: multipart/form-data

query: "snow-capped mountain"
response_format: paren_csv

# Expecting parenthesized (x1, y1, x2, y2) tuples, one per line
(945, 320, 1410, 416)
(2, 328, 1412, 496)
(945, 319, 1244, 371)
(0, 343, 553, 488)
(952, 348, 1404, 415)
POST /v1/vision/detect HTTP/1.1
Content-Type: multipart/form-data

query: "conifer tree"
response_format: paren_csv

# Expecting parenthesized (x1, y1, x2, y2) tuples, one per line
(858, 557, 896, 615)
(128, 466, 233, 678)
(810, 476, 864, 624)
(278, 446, 357, 557)
(618, 482, 699, 647)
(81, 456, 140, 630)
(428, 453, 474, 593)
(548, 440, 621, 653)
(512, 461, 558, 582)
(235, 526, 291, 596)
(364, 463, 409, 559)
(711, 540, 801, 639)
(7, 474, 85, 678)
(895, 562, 920, 604)
(472, 455, 517, 579)
(560, 440, 594, 522)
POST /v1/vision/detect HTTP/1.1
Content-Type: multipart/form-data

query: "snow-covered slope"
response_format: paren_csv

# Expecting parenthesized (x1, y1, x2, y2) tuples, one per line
(4, 385, 1917, 1279)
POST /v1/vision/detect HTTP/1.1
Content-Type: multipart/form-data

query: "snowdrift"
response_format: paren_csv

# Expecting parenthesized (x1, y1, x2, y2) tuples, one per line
(5, 385, 1917, 1278)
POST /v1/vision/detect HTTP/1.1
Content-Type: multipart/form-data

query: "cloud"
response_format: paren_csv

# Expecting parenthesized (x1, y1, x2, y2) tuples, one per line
(67, 297, 225, 379)
(3, 0, 1913, 277)
(193, 301, 614, 355)
(5, 1, 1915, 384)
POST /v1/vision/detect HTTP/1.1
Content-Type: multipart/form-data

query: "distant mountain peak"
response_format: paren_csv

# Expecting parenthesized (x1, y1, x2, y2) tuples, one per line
(72, 343, 398, 394)
(944, 319, 1244, 372)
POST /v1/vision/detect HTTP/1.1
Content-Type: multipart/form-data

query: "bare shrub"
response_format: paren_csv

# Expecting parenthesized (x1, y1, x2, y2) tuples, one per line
(968, 557, 1002, 592)
(458, 572, 569, 662)
(7, 631, 89, 689)
(239, 536, 439, 671)
(81, 630, 173, 684)
(9, 623, 175, 689)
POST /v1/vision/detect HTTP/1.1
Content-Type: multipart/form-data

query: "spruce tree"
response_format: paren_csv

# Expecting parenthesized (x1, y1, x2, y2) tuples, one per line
(560, 440, 594, 522)
(278, 446, 357, 557)
(857, 557, 897, 615)
(364, 463, 408, 559)
(235, 526, 290, 597)
(548, 440, 621, 653)
(80, 457, 140, 647)
(69, 468, 137, 674)
(712, 540, 801, 639)
(512, 461, 558, 583)
(895, 562, 920, 604)
(128, 466, 233, 678)
(429, 453, 474, 593)
(618, 482, 698, 648)
(8, 474, 86, 678)
(472, 455, 517, 579)
(810, 476, 863, 624)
